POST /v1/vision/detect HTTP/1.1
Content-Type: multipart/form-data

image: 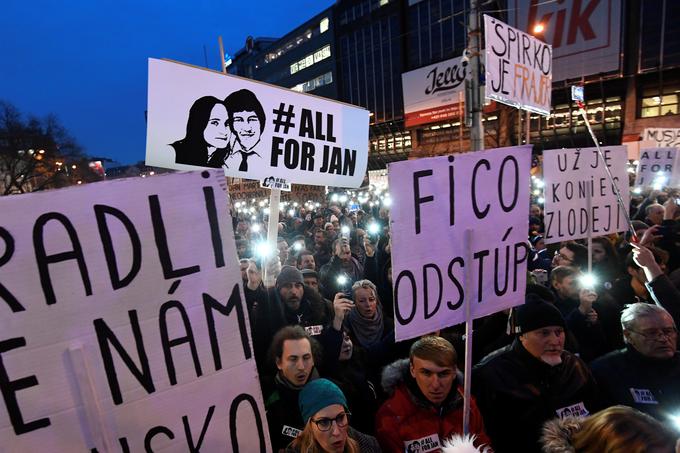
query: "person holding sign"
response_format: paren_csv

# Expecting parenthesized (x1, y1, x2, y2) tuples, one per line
(376, 336, 491, 452)
(170, 96, 234, 167)
(472, 298, 600, 453)
(286, 379, 381, 453)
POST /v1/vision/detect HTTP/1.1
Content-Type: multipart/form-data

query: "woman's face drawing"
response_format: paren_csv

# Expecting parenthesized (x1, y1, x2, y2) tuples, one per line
(231, 110, 261, 150)
(203, 104, 229, 149)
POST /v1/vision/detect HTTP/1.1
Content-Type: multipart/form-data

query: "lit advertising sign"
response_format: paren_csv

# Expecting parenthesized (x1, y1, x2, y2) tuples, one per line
(510, 0, 621, 82)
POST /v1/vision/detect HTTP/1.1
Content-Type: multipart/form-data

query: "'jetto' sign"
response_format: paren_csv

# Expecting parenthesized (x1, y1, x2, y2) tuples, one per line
(484, 15, 552, 115)
(389, 146, 532, 341)
(0, 171, 269, 452)
(543, 146, 630, 243)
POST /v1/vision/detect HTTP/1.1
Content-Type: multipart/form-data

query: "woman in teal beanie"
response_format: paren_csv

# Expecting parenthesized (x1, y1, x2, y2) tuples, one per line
(286, 378, 381, 453)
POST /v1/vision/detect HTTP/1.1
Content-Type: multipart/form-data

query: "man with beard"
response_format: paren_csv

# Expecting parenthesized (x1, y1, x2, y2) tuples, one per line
(319, 237, 364, 300)
(472, 298, 600, 453)
(248, 265, 353, 374)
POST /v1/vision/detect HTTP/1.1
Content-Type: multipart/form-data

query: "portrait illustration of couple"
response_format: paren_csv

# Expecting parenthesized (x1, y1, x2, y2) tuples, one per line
(171, 89, 265, 171)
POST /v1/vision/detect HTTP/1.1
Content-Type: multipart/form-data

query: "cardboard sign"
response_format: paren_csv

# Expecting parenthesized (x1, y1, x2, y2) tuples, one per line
(543, 146, 630, 243)
(389, 146, 532, 341)
(635, 147, 680, 189)
(228, 179, 325, 204)
(642, 128, 680, 148)
(401, 55, 467, 128)
(260, 177, 291, 192)
(484, 15, 552, 115)
(146, 59, 369, 188)
(509, 0, 621, 82)
(0, 171, 269, 452)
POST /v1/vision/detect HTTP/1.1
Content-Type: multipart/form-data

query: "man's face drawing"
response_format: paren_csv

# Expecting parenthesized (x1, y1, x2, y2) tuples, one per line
(203, 104, 229, 149)
(232, 110, 261, 150)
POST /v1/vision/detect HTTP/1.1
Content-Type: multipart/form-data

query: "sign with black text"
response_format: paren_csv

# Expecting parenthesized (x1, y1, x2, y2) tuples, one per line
(484, 15, 552, 115)
(543, 146, 630, 243)
(0, 171, 269, 452)
(146, 59, 369, 188)
(389, 146, 532, 341)
(635, 147, 680, 189)
(642, 128, 680, 148)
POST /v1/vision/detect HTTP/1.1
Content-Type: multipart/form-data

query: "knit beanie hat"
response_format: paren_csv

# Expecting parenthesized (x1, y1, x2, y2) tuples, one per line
(299, 379, 348, 425)
(515, 296, 565, 334)
(276, 265, 304, 289)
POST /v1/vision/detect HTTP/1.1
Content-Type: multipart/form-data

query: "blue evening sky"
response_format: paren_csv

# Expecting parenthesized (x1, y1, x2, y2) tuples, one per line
(0, 0, 333, 165)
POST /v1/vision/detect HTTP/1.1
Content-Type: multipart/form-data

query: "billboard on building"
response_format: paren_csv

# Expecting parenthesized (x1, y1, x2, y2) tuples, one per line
(401, 56, 467, 128)
(509, 0, 621, 82)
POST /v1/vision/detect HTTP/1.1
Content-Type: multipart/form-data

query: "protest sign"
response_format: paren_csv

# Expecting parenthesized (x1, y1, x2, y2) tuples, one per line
(484, 15, 552, 115)
(0, 170, 269, 452)
(260, 177, 291, 192)
(228, 179, 325, 204)
(543, 146, 630, 243)
(635, 147, 680, 189)
(389, 145, 532, 341)
(401, 55, 467, 128)
(642, 128, 680, 148)
(146, 59, 369, 188)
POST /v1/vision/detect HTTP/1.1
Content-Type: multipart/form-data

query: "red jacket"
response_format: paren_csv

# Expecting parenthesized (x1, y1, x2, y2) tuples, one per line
(376, 359, 491, 453)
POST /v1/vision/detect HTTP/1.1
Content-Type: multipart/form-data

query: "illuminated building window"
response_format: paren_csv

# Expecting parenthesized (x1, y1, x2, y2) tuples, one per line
(320, 17, 329, 33)
(290, 45, 331, 75)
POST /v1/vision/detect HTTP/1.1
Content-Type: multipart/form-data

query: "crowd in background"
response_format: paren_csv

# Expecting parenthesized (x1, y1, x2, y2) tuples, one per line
(229, 183, 680, 453)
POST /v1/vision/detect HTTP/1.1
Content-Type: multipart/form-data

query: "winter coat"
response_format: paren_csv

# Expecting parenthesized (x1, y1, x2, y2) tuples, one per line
(540, 416, 583, 453)
(247, 285, 342, 374)
(264, 373, 307, 453)
(472, 340, 600, 453)
(590, 346, 680, 423)
(284, 426, 382, 452)
(376, 359, 491, 453)
(319, 255, 364, 299)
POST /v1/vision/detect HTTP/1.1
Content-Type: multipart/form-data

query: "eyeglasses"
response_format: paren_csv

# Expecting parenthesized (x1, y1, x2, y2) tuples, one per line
(628, 327, 678, 341)
(311, 412, 351, 432)
(554, 251, 573, 263)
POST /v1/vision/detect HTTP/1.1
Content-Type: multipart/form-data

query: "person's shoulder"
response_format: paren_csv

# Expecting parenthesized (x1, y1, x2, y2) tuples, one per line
(590, 348, 627, 371)
(474, 343, 513, 371)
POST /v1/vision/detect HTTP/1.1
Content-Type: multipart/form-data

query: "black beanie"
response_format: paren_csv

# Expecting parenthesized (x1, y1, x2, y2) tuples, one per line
(276, 265, 304, 288)
(515, 296, 565, 334)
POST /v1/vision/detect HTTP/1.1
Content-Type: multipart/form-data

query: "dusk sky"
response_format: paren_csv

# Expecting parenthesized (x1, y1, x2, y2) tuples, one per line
(1, 0, 333, 165)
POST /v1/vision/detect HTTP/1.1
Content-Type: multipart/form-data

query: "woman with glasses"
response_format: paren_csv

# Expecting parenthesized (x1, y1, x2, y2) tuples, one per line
(287, 378, 381, 453)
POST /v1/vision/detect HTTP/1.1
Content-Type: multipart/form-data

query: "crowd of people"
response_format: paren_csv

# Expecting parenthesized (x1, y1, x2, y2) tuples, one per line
(231, 186, 680, 453)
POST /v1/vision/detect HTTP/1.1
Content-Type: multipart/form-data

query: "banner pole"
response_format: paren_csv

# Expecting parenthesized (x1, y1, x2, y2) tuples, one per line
(525, 110, 531, 145)
(587, 189, 592, 274)
(576, 100, 636, 240)
(462, 228, 473, 435)
(218, 36, 227, 73)
(264, 188, 281, 283)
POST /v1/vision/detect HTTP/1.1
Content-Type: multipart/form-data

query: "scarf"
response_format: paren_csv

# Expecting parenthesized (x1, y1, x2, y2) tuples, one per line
(275, 368, 319, 391)
(347, 303, 384, 348)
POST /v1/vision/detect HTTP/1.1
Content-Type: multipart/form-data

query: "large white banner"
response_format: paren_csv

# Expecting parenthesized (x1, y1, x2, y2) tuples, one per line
(389, 146, 532, 341)
(146, 59, 369, 188)
(642, 128, 680, 148)
(509, 0, 621, 82)
(635, 148, 680, 189)
(401, 56, 467, 128)
(543, 146, 630, 243)
(0, 171, 269, 452)
(484, 15, 552, 115)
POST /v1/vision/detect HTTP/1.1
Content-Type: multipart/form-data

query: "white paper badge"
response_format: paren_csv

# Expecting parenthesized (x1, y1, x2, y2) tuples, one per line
(556, 402, 589, 418)
(630, 388, 659, 404)
(404, 433, 440, 453)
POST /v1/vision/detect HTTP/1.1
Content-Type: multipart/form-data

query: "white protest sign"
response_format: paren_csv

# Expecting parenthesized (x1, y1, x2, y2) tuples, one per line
(635, 148, 680, 189)
(260, 177, 291, 191)
(0, 170, 269, 452)
(389, 145, 532, 341)
(642, 128, 680, 148)
(146, 58, 369, 188)
(484, 15, 552, 115)
(543, 146, 630, 243)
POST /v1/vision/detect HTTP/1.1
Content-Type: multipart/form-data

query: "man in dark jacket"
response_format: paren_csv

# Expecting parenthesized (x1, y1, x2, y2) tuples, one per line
(319, 237, 364, 300)
(262, 326, 319, 452)
(591, 303, 679, 426)
(376, 336, 490, 452)
(248, 265, 351, 373)
(472, 299, 600, 453)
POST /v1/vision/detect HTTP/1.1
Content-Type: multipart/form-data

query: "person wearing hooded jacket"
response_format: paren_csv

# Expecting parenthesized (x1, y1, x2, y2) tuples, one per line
(376, 336, 490, 453)
(472, 299, 600, 453)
